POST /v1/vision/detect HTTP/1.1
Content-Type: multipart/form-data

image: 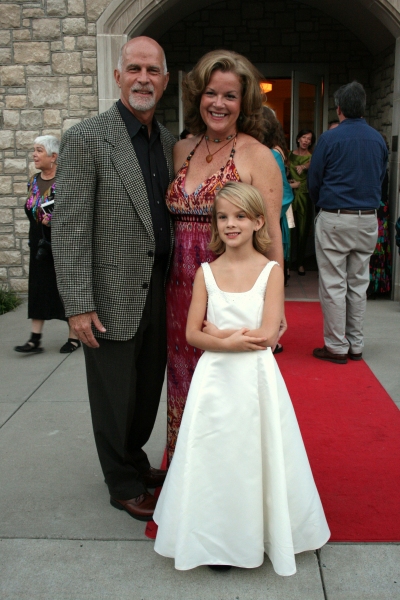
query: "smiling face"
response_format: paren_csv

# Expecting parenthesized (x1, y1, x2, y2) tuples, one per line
(114, 37, 169, 122)
(215, 196, 263, 250)
(297, 133, 313, 151)
(200, 70, 242, 137)
(32, 144, 55, 171)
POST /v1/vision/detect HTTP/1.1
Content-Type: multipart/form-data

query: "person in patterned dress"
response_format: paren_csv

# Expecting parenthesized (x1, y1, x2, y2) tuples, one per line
(165, 50, 284, 463)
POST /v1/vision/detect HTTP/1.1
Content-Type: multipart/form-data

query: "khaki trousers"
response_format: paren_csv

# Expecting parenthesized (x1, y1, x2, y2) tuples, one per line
(315, 210, 378, 354)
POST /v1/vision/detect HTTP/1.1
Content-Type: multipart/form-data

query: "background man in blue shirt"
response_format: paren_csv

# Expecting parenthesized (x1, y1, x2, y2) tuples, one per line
(308, 81, 387, 364)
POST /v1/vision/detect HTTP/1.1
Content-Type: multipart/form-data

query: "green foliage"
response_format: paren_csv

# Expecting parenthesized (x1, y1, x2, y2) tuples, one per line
(0, 287, 22, 316)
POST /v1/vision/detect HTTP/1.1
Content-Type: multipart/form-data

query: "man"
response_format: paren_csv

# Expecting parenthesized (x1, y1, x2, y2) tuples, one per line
(52, 37, 176, 520)
(308, 81, 387, 365)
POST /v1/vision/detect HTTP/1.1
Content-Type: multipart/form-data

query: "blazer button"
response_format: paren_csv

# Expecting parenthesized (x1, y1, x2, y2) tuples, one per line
(142, 283, 149, 289)
(147, 251, 154, 257)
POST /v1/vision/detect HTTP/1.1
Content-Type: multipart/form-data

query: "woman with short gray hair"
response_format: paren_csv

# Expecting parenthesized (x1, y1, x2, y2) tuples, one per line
(14, 135, 81, 354)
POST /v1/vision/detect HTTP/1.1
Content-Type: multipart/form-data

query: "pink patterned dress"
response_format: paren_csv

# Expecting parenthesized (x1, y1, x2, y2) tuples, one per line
(165, 136, 240, 463)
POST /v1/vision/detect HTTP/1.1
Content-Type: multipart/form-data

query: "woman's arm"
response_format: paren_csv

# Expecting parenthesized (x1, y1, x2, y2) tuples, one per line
(248, 145, 284, 266)
(186, 268, 267, 352)
(245, 265, 285, 347)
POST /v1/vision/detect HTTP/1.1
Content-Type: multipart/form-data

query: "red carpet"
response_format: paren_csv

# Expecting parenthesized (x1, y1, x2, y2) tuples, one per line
(277, 301, 400, 542)
(146, 301, 400, 542)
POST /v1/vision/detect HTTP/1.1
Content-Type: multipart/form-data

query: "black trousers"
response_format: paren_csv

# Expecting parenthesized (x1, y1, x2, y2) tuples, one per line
(83, 259, 167, 499)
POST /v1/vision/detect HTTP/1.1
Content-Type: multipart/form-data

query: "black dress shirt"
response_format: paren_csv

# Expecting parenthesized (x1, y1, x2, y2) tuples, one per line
(117, 100, 170, 258)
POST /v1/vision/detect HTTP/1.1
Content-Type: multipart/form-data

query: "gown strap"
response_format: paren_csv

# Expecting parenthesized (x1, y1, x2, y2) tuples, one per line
(254, 260, 279, 296)
(201, 262, 218, 296)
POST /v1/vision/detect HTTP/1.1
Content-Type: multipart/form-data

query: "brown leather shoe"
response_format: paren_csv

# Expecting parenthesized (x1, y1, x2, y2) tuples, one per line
(141, 467, 167, 489)
(313, 346, 348, 364)
(348, 351, 362, 361)
(110, 492, 156, 521)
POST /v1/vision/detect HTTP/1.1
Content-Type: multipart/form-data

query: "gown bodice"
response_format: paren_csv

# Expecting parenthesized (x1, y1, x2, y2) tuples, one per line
(202, 260, 278, 332)
(165, 136, 240, 220)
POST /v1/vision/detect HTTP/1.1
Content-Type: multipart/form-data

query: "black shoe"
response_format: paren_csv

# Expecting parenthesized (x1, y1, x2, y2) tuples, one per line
(208, 565, 232, 571)
(14, 341, 43, 353)
(60, 338, 81, 353)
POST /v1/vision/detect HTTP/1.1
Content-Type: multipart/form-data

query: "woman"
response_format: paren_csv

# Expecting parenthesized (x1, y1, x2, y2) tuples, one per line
(165, 50, 283, 463)
(368, 135, 391, 297)
(288, 129, 315, 276)
(14, 136, 80, 354)
(263, 107, 294, 292)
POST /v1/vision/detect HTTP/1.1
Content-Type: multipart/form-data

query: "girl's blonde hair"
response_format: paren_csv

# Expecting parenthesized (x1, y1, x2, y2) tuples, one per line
(209, 182, 271, 255)
(182, 50, 266, 143)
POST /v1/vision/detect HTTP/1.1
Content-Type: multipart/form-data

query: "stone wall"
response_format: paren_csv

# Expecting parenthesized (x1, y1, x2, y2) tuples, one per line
(0, 0, 396, 291)
(0, 0, 108, 292)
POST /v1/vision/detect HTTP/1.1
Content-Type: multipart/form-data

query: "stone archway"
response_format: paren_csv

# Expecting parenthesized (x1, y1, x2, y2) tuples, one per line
(96, 0, 400, 299)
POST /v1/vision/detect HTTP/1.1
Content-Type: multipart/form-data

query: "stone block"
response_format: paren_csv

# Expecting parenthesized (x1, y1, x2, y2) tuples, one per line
(3, 109, 20, 128)
(14, 220, 30, 235)
(26, 65, 52, 76)
(0, 267, 6, 280)
(86, 0, 109, 21)
(10, 278, 28, 292)
(0, 234, 15, 249)
(14, 208, 26, 219)
(32, 19, 62, 41)
(23, 8, 45, 18)
(80, 95, 97, 109)
(62, 118, 82, 132)
(82, 58, 96, 74)
(83, 76, 92, 85)
(0, 5, 20, 29)
(51, 43, 63, 54)
(14, 42, 50, 64)
(47, 0, 67, 17)
(4, 159, 26, 174)
(63, 36, 75, 51)
(0, 250, 21, 265)
(43, 109, 61, 126)
(69, 75, 83, 86)
(41, 129, 62, 138)
(0, 66, 25, 87)
(8, 266, 23, 276)
(0, 208, 13, 224)
(27, 77, 68, 108)
(0, 30, 11, 46)
(87, 23, 96, 35)
(76, 36, 96, 50)
(0, 177, 12, 194)
(20, 110, 42, 130)
(16, 131, 39, 150)
(68, 0, 85, 16)
(69, 95, 80, 109)
(13, 182, 28, 195)
(0, 48, 11, 64)
(62, 18, 86, 35)
(0, 131, 14, 150)
(5, 95, 26, 109)
(12, 30, 31, 41)
(52, 52, 81, 75)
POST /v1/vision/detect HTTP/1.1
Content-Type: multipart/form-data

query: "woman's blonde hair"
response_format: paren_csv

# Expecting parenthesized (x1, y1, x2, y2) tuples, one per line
(209, 182, 271, 255)
(182, 50, 266, 142)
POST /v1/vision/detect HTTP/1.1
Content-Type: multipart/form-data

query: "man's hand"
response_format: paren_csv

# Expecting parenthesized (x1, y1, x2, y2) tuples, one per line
(69, 311, 106, 348)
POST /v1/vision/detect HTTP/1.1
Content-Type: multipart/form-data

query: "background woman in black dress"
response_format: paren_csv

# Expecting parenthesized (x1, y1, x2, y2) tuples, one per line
(14, 135, 80, 354)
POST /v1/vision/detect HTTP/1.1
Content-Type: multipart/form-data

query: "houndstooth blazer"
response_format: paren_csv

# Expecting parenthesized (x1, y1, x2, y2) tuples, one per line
(52, 103, 176, 341)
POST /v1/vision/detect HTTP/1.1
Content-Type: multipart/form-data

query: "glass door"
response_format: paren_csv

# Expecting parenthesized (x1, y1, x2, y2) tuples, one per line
(291, 72, 323, 149)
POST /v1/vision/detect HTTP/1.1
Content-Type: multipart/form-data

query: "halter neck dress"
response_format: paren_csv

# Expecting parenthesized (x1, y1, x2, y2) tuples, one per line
(165, 136, 240, 464)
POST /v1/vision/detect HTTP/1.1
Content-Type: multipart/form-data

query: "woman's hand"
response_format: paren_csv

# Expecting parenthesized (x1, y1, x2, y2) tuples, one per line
(289, 180, 301, 189)
(42, 216, 51, 226)
(224, 328, 267, 352)
(202, 320, 221, 337)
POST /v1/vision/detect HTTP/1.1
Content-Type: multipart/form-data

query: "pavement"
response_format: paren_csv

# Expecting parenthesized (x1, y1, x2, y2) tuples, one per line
(1, 284, 400, 600)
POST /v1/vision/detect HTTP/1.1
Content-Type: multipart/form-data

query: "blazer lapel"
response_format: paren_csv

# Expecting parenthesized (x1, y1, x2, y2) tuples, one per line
(160, 126, 175, 182)
(105, 105, 155, 242)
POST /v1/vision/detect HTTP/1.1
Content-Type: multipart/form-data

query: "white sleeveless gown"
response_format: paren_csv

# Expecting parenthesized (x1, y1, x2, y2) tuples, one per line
(154, 261, 330, 576)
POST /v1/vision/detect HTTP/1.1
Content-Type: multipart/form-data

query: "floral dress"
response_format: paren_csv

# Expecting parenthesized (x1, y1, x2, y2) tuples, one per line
(165, 137, 240, 463)
(25, 173, 65, 321)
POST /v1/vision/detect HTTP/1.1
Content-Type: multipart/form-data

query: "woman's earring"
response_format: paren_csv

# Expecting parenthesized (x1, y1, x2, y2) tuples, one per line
(239, 112, 244, 122)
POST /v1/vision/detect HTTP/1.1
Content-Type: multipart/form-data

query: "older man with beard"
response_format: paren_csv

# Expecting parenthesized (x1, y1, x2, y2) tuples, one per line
(52, 37, 176, 521)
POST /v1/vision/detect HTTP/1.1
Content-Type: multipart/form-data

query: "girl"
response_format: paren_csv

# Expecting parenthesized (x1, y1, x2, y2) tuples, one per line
(154, 182, 330, 576)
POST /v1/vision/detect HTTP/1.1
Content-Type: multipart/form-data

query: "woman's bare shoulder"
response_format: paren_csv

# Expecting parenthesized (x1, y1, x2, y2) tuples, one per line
(173, 136, 201, 163)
